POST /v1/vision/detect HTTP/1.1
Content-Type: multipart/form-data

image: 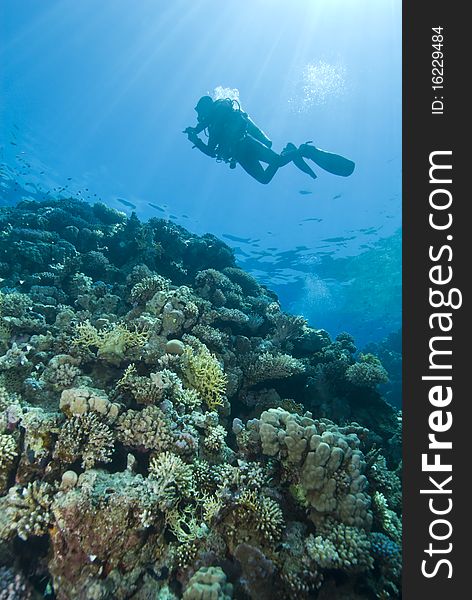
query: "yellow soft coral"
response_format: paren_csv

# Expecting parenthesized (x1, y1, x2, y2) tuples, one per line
(73, 321, 149, 363)
(181, 345, 227, 411)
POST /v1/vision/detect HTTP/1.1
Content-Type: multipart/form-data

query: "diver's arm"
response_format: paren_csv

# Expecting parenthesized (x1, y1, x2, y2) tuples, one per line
(184, 121, 208, 136)
(186, 131, 216, 157)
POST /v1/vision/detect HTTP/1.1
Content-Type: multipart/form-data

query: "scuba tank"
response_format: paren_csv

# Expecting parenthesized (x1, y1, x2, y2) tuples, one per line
(211, 99, 249, 164)
(209, 98, 272, 166)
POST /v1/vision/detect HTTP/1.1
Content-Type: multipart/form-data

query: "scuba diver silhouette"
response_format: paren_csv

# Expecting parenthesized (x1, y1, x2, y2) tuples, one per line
(184, 96, 355, 184)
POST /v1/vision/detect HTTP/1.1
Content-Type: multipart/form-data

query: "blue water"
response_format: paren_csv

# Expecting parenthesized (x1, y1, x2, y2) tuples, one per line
(0, 0, 401, 348)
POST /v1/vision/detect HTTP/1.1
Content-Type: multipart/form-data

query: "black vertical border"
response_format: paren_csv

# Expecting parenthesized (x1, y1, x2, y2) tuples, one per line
(403, 2, 467, 598)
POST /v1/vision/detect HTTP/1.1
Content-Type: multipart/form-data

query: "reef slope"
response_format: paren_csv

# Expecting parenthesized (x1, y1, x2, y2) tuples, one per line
(0, 199, 401, 599)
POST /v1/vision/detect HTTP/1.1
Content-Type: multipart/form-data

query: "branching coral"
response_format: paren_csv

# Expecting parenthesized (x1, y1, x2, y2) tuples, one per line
(73, 320, 149, 363)
(346, 353, 389, 387)
(246, 351, 305, 386)
(0, 433, 17, 492)
(306, 519, 374, 573)
(130, 274, 170, 304)
(116, 365, 183, 406)
(116, 405, 174, 452)
(194, 268, 242, 307)
(41, 355, 82, 391)
(53, 412, 114, 469)
(203, 424, 227, 454)
(180, 344, 227, 411)
(230, 489, 285, 544)
(148, 451, 194, 510)
(0, 199, 403, 599)
(372, 491, 402, 544)
(6, 481, 56, 540)
(0, 291, 33, 318)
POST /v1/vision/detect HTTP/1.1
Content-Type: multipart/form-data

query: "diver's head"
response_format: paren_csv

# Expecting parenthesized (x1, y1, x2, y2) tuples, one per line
(195, 95, 214, 122)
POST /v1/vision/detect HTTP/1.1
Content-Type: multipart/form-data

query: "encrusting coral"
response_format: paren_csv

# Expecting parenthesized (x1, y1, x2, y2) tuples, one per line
(0, 199, 402, 599)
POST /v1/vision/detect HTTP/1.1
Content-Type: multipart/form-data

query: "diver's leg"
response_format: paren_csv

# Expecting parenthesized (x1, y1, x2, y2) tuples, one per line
(237, 153, 278, 184)
(254, 139, 317, 179)
(236, 137, 295, 184)
(283, 143, 317, 179)
(249, 138, 285, 165)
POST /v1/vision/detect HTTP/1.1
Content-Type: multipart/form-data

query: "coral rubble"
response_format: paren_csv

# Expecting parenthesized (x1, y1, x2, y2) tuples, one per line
(0, 199, 402, 599)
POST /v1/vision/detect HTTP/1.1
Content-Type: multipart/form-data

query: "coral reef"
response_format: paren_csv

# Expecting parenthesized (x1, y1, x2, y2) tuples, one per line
(0, 199, 402, 599)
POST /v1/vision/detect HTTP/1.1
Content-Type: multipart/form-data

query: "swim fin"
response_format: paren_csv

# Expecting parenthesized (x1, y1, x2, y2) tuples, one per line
(282, 143, 317, 179)
(299, 142, 355, 177)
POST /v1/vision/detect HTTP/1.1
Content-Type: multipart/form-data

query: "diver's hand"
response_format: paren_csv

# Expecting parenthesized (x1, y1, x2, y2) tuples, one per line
(184, 127, 199, 143)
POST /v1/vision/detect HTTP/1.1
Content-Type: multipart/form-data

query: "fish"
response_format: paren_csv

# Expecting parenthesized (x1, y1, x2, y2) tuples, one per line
(222, 233, 253, 243)
(116, 198, 137, 209)
(148, 203, 166, 212)
(322, 236, 356, 243)
(298, 189, 312, 195)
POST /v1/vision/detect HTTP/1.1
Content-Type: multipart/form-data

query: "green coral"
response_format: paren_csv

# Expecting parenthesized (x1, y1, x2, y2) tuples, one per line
(228, 489, 285, 544)
(73, 320, 149, 363)
(181, 344, 227, 411)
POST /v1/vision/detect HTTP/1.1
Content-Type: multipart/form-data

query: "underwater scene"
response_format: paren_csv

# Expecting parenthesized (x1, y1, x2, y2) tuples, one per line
(0, 1, 402, 599)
